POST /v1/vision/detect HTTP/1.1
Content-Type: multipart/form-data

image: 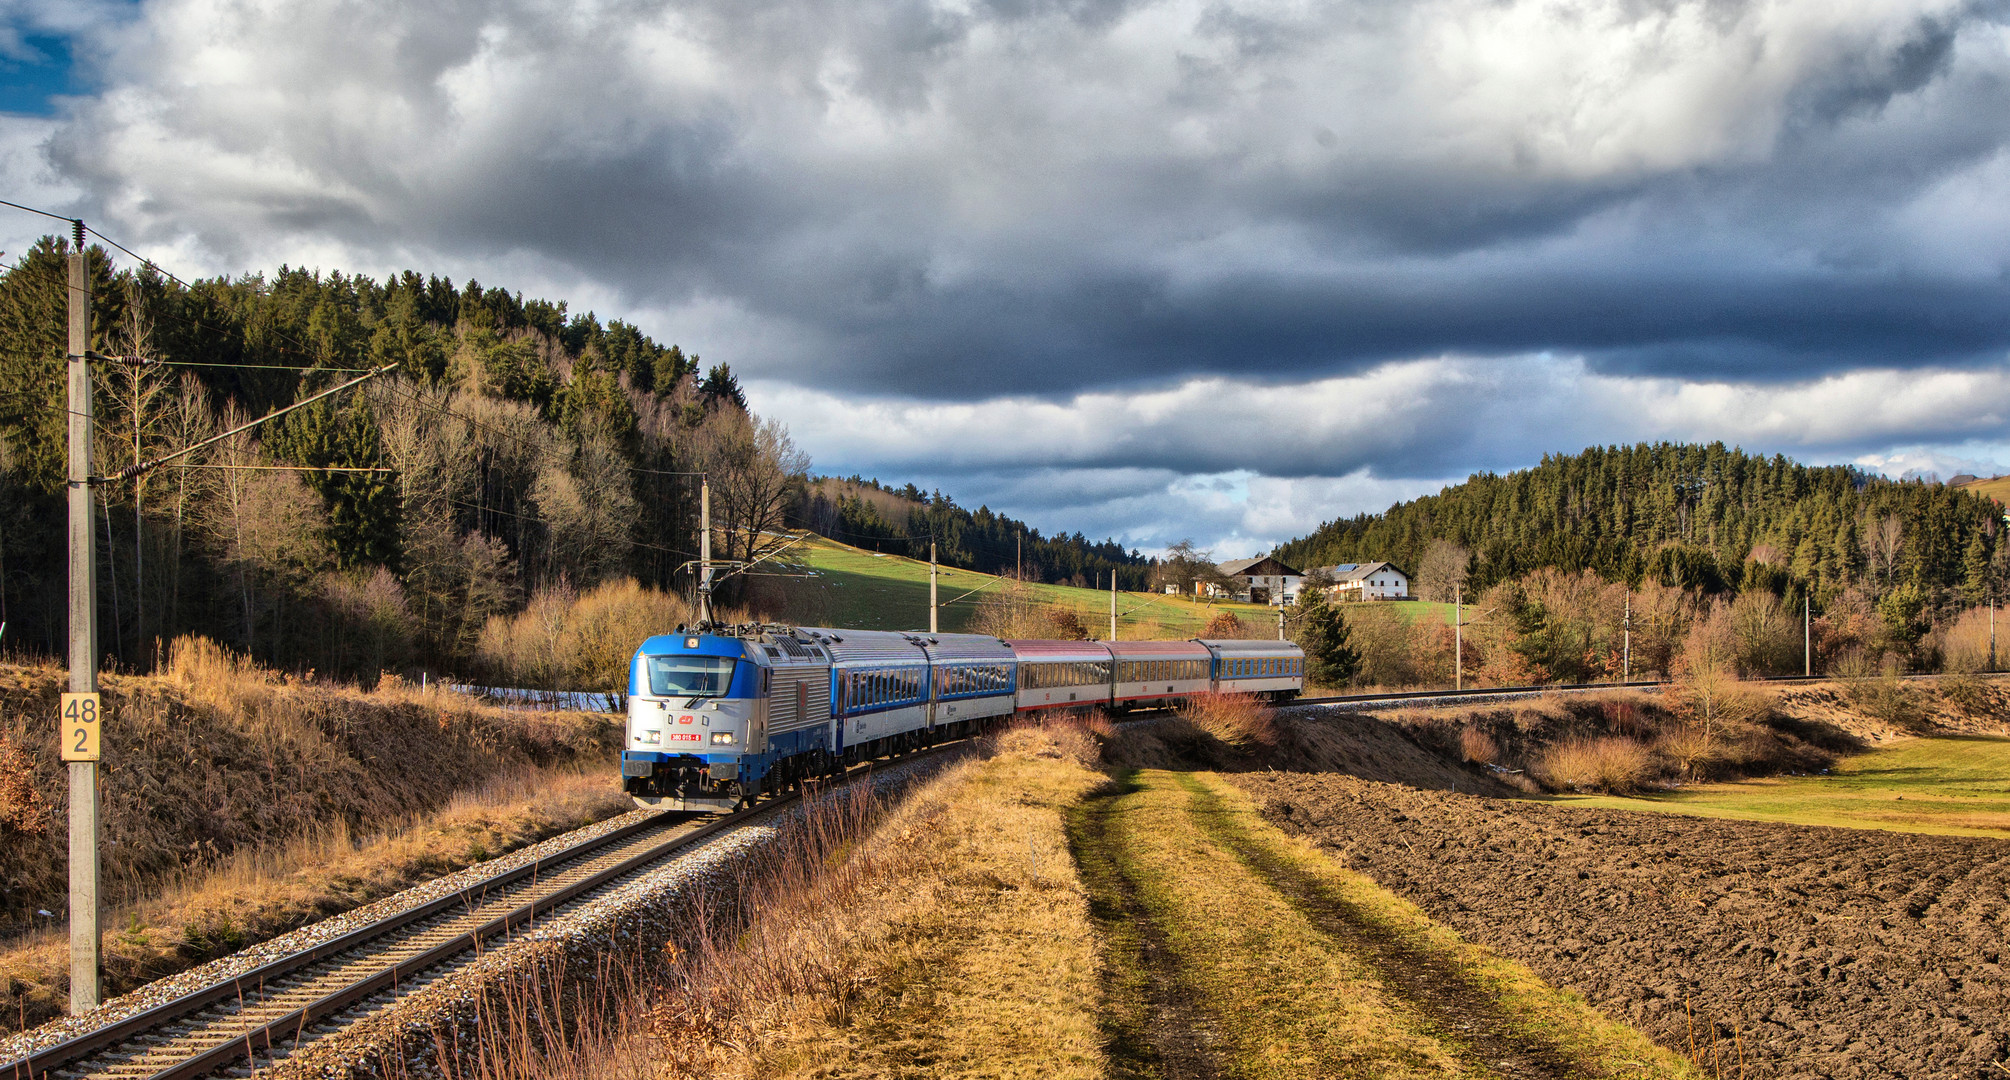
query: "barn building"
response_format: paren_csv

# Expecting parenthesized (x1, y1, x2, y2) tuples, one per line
(1318, 561, 1411, 601)
(1215, 556, 1303, 605)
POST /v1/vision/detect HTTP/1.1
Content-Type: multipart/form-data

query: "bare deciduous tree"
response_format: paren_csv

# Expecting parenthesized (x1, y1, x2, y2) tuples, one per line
(1415, 539, 1472, 603)
(698, 410, 810, 575)
(1861, 513, 1904, 592)
(532, 430, 637, 586)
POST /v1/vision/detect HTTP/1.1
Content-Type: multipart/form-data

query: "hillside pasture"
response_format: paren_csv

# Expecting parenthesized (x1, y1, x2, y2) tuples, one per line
(777, 536, 1276, 636)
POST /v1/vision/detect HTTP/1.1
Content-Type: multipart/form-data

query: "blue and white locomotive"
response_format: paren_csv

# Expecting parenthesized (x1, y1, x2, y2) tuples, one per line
(621, 623, 1304, 811)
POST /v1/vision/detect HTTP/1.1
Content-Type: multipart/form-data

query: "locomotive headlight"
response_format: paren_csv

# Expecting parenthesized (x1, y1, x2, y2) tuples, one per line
(640, 729, 662, 745)
(710, 732, 735, 745)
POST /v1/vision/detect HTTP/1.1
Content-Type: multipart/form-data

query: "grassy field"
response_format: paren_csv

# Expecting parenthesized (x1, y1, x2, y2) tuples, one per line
(779, 535, 1278, 636)
(1954, 475, 2010, 505)
(1550, 735, 2010, 838)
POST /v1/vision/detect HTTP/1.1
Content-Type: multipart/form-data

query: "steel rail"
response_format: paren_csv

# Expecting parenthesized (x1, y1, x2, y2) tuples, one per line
(1290, 670, 1964, 709)
(9, 741, 959, 1080)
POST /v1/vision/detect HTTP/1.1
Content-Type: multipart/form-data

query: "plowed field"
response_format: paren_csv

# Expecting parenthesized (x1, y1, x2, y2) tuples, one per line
(1231, 772, 2009, 1080)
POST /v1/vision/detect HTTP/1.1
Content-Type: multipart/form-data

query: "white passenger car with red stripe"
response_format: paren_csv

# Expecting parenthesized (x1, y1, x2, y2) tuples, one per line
(1109, 639, 1214, 710)
(1008, 639, 1114, 713)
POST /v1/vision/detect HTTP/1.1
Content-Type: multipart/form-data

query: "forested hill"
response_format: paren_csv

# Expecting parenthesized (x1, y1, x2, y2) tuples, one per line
(795, 476, 1150, 589)
(0, 234, 774, 677)
(1276, 443, 2004, 604)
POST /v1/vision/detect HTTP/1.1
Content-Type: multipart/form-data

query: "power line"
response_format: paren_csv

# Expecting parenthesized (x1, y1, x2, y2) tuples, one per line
(100, 363, 398, 483)
(444, 497, 701, 560)
(0, 197, 74, 223)
(100, 353, 371, 374)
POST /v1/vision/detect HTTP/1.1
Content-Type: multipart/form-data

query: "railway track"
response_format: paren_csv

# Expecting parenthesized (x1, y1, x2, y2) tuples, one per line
(1291, 670, 1959, 710)
(5, 745, 958, 1080)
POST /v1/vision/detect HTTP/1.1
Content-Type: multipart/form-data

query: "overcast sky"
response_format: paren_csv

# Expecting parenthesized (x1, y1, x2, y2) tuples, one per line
(5, 0, 2010, 557)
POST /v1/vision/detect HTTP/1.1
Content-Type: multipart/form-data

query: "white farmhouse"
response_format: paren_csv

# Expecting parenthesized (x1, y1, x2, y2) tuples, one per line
(1216, 556, 1303, 605)
(1318, 561, 1411, 601)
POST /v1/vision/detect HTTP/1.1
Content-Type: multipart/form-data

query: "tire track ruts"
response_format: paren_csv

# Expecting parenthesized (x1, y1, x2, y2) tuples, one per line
(1173, 773, 1584, 1080)
(1066, 779, 1228, 1080)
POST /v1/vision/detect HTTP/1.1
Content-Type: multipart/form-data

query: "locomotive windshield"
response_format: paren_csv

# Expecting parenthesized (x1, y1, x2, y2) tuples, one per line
(645, 655, 737, 698)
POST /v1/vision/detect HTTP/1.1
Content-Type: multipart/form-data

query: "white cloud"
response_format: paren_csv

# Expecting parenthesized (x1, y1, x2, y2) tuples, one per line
(752, 354, 2010, 549)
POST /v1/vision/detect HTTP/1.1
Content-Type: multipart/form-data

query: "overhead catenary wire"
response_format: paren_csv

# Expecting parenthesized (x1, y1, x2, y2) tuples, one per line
(99, 362, 399, 484)
(444, 496, 703, 559)
(0, 197, 75, 223)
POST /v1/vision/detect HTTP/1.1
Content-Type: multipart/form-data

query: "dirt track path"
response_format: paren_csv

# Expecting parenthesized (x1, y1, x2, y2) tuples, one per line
(1172, 774, 1582, 1079)
(1068, 776, 1232, 1080)
(1066, 770, 1680, 1080)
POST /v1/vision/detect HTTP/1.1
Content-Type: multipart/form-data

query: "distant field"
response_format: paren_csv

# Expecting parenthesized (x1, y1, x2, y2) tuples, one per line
(1551, 735, 2010, 838)
(778, 535, 1277, 637)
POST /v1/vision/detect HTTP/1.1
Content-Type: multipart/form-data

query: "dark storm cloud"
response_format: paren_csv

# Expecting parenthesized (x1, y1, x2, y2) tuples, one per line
(33, 0, 2010, 401)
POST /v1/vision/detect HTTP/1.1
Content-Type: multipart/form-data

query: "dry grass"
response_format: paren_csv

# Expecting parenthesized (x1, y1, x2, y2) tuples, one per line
(1459, 725, 1500, 765)
(0, 635, 619, 1030)
(645, 729, 1107, 1078)
(1176, 692, 1279, 752)
(0, 762, 629, 1033)
(1534, 736, 1654, 793)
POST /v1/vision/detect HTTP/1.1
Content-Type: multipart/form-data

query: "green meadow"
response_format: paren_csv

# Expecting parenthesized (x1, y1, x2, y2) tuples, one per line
(777, 535, 1277, 637)
(1551, 735, 2010, 838)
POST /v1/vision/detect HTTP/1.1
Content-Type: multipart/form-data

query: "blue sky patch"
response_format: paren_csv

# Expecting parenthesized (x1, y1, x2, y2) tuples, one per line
(0, 33, 75, 116)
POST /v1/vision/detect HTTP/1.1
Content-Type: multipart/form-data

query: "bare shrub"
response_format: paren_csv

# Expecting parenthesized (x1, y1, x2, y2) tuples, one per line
(1655, 726, 1725, 780)
(1938, 672, 1992, 717)
(1843, 655, 1930, 733)
(1458, 725, 1500, 766)
(1203, 609, 1245, 637)
(1046, 608, 1091, 640)
(476, 578, 690, 705)
(1828, 646, 1878, 681)
(1536, 737, 1652, 793)
(1664, 664, 1772, 777)
(988, 717, 1103, 769)
(1178, 693, 1279, 752)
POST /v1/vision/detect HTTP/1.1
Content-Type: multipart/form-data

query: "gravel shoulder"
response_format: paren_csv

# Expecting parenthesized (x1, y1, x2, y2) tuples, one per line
(1230, 771, 2010, 1080)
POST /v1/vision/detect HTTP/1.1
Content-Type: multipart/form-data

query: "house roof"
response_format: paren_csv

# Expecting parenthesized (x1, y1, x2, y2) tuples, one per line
(1217, 555, 1302, 578)
(1319, 561, 1406, 583)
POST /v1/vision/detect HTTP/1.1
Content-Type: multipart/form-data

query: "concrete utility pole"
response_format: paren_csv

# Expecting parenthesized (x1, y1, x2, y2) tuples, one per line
(929, 541, 938, 634)
(65, 220, 102, 1014)
(698, 475, 713, 625)
(1109, 573, 1117, 641)
(1809, 591, 1825, 675)
(1454, 584, 1462, 692)
(1623, 593, 1631, 682)
(1276, 593, 1285, 641)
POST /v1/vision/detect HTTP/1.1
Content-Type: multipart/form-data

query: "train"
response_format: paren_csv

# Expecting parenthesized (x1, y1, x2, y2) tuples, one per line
(620, 625, 1305, 810)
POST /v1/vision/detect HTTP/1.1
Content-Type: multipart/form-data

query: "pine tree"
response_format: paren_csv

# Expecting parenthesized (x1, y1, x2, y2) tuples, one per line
(1287, 590, 1359, 687)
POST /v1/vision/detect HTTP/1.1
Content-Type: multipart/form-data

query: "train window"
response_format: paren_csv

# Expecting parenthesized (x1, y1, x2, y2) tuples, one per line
(645, 655, 736, 698)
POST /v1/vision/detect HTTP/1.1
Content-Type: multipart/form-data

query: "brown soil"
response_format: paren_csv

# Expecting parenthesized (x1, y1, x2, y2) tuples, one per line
(1109, 705, 1514, 796)
(1228, 771, 2010, 1080)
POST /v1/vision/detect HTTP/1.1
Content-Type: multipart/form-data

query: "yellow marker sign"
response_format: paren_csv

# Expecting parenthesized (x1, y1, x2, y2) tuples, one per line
(60, 692, 101, 762)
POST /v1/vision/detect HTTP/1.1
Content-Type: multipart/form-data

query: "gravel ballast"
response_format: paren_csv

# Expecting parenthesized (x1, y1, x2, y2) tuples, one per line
(0, 807, 659, 1065)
